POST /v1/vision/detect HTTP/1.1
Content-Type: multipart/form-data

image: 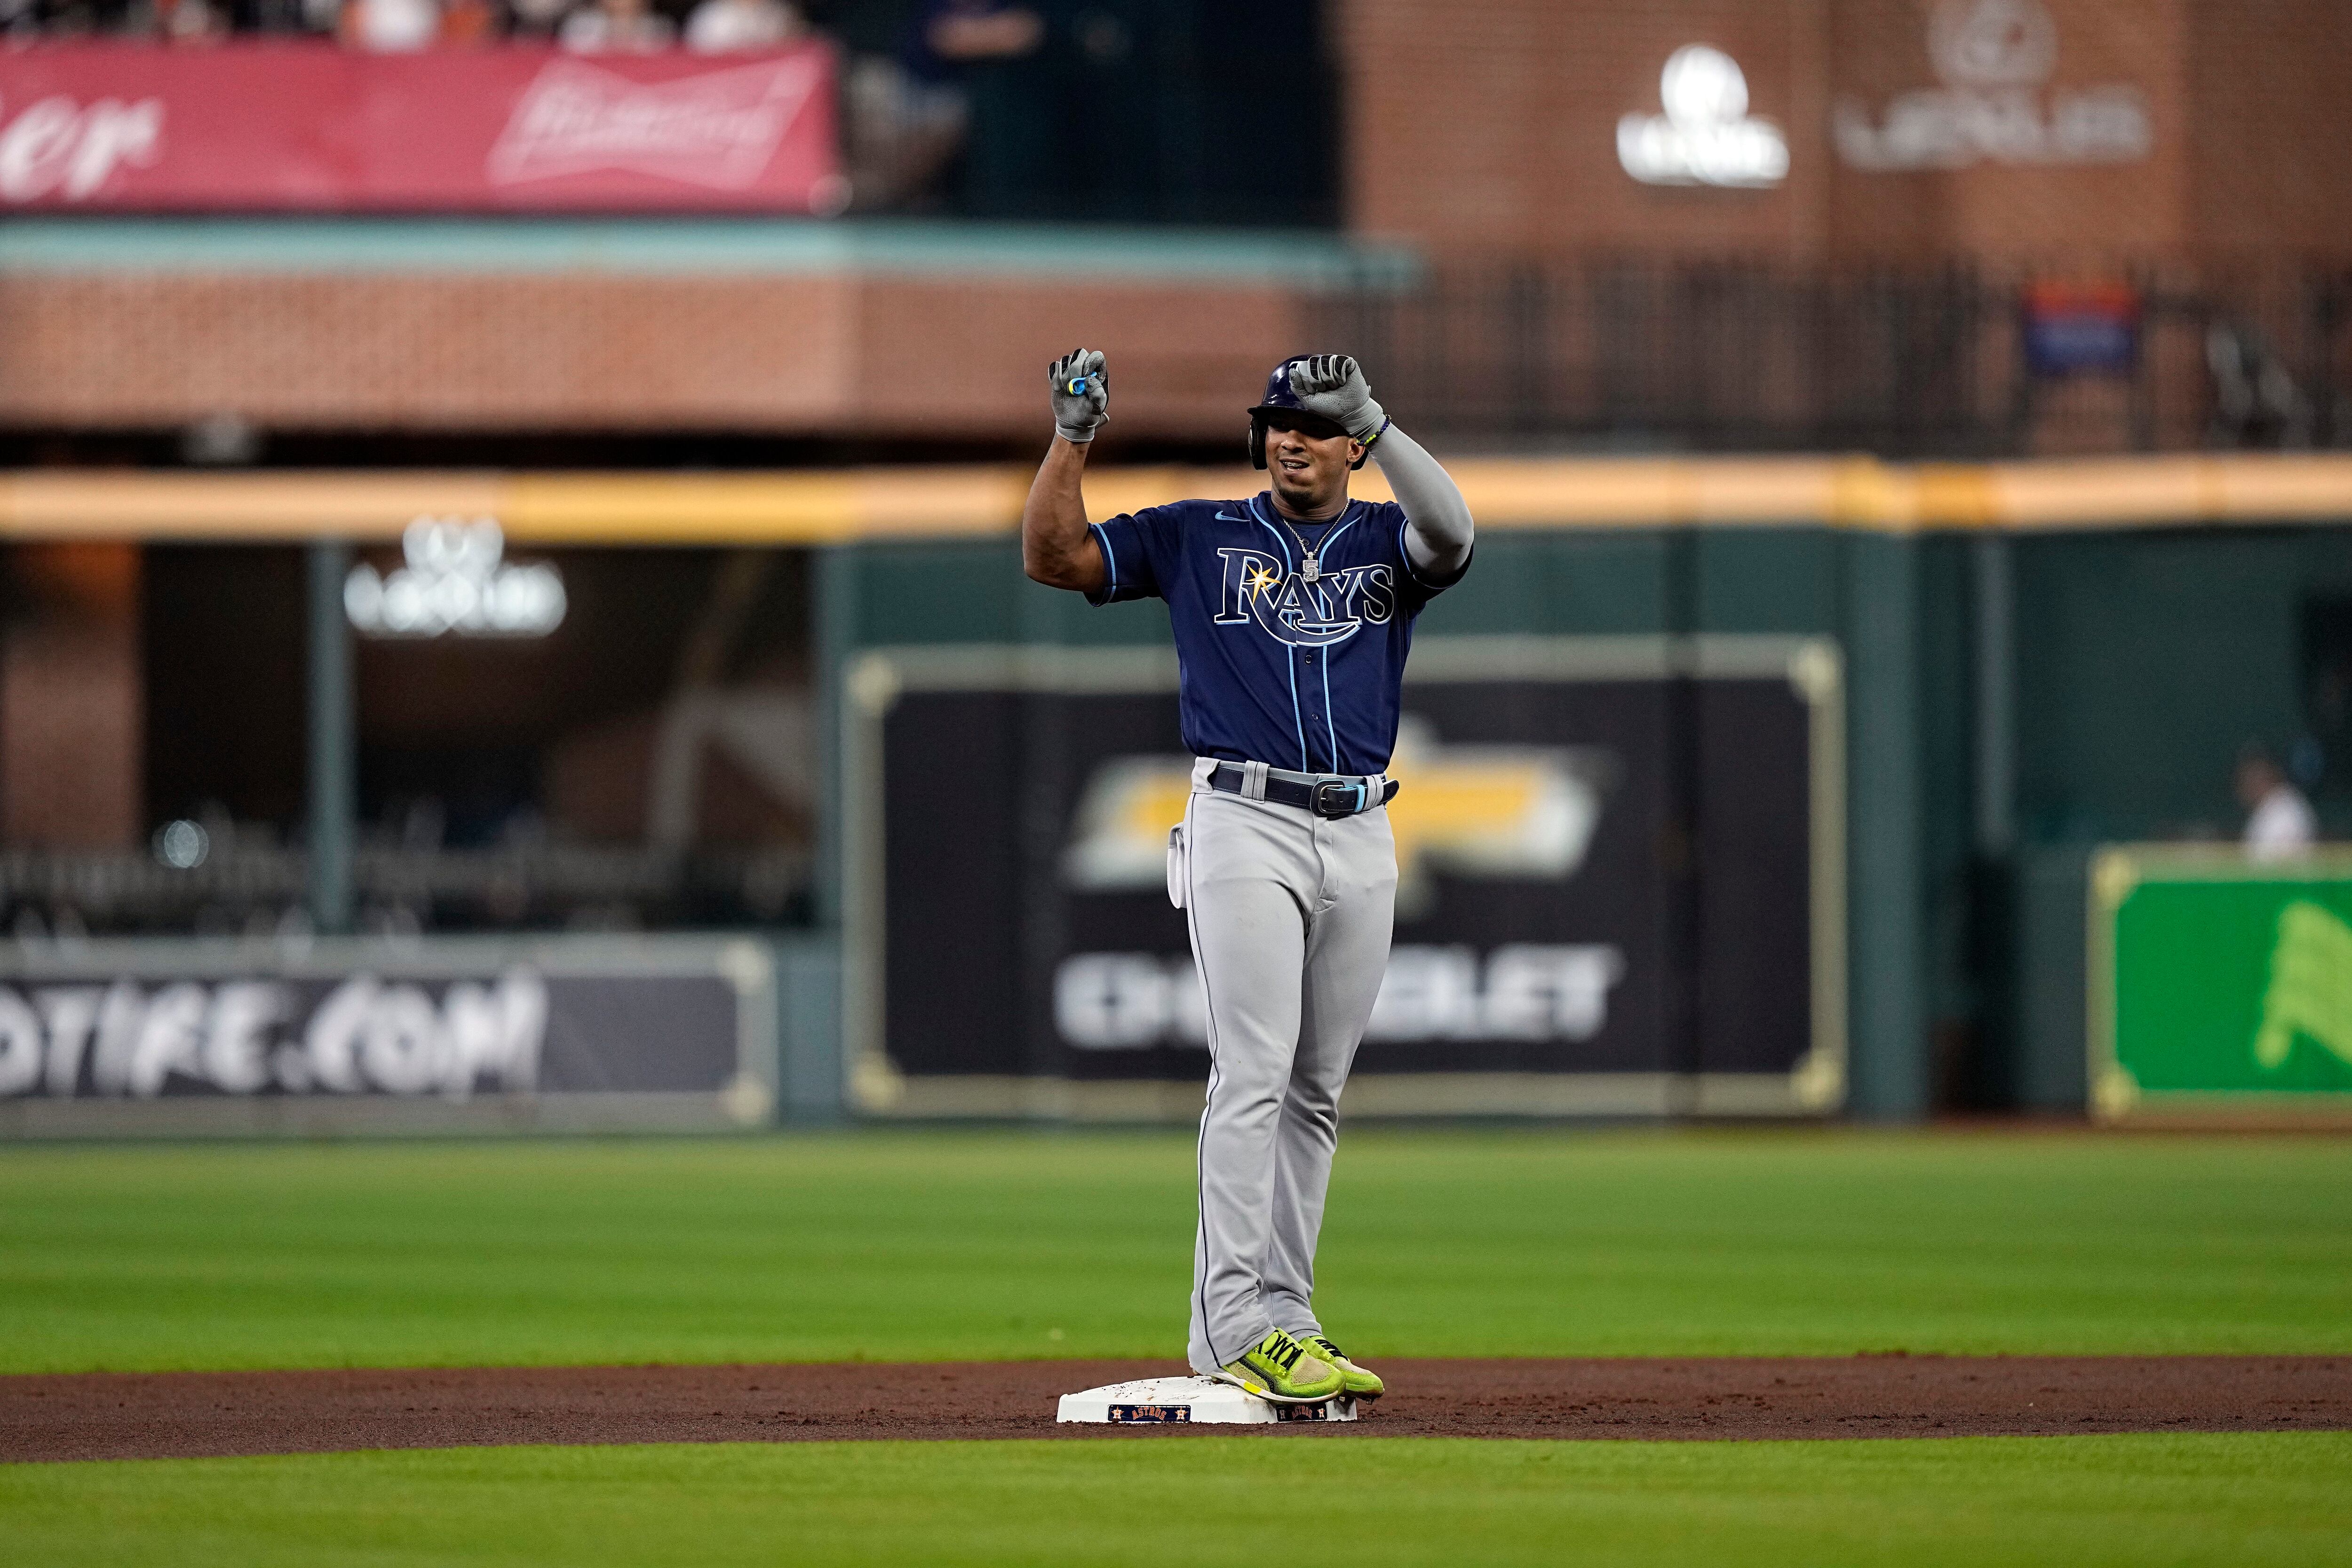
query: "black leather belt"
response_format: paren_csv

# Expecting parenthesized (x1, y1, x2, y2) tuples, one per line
(1207, 761, 1399, 819)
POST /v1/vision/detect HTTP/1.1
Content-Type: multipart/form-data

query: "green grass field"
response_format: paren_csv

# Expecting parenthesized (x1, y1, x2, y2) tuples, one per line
(3, 1128, 2347, 1371)
(9, 1433, 2351, 1568)
(5, 1128, 2350, 1565)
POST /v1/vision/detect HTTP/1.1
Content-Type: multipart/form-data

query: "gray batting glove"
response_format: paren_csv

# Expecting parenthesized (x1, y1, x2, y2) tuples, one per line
(1049, 348, 1109, 444)
(1287, 353, 1388, 444)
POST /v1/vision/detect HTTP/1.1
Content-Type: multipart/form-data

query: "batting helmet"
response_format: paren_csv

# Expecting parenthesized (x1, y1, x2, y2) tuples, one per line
(1248, 356, 1368, 471)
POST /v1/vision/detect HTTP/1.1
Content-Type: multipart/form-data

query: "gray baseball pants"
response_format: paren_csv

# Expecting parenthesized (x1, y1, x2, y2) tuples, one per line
(1176, 760, 1398, 1375)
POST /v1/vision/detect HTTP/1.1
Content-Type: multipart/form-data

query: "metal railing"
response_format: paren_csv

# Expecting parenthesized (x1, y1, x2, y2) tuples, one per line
(1317, 260, 2352, 458)
(0, 841, 810, 938)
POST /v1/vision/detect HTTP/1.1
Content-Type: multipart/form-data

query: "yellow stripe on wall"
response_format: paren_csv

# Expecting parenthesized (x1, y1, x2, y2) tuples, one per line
(2, 454, 2349, 544)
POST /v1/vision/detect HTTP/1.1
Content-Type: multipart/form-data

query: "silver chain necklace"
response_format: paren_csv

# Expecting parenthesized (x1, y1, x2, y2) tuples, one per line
(1271, 507, 1340, 584)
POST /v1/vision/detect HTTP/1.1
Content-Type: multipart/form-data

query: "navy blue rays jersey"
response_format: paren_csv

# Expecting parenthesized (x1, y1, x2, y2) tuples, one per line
(1088, 493, 1466, 776)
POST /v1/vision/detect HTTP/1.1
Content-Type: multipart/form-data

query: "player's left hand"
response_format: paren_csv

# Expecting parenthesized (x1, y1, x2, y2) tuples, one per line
(1049, 348, 1109, 444)
(1288, 354, 1389, 444)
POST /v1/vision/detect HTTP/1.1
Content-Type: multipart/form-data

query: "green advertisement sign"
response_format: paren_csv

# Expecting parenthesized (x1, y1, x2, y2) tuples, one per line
(2092, 848, 2352, 1120)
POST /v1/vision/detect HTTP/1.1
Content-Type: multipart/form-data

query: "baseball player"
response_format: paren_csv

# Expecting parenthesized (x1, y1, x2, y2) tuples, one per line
(1022, 350, 1475, 1403)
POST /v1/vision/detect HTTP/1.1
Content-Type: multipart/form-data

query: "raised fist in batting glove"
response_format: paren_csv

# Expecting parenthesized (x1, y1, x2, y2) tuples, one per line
(1288, 354, 1388, 444)
(1049, 348, 1109, 444)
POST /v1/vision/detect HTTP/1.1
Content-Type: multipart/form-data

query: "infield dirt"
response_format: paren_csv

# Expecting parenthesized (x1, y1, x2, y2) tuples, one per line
(4, 1357, 2346, 1462)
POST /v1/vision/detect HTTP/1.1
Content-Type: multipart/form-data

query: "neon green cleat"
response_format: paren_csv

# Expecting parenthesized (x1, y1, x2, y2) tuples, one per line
(1216, 1328, 1347, 1403)
(1303, 1334, 1384, 1400)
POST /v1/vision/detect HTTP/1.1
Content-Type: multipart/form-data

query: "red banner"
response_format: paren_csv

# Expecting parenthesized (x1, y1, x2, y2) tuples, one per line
(0, 42, 842, 212)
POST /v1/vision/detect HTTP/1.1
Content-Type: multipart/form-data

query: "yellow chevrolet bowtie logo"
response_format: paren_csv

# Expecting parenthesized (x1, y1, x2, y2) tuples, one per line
(1062, 718, 1609, 912)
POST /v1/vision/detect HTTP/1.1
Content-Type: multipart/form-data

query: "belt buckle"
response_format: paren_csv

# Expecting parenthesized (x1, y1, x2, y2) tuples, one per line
(1310, 779, 1362, 819)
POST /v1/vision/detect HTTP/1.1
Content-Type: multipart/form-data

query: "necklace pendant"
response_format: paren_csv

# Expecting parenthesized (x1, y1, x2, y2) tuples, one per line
(1300, 555, 1321, 584)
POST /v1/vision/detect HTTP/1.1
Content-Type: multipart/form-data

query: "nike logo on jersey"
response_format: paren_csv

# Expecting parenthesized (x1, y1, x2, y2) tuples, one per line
(1213, 547, 1396, 648)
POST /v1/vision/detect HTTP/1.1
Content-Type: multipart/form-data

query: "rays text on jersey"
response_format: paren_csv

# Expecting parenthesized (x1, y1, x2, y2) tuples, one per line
(1212, 547, 1396, 648)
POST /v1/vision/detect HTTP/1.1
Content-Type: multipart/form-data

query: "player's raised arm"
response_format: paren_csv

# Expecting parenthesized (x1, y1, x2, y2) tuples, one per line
(1022, 348, 1111, 594)
(1290, 354, 1474, 580)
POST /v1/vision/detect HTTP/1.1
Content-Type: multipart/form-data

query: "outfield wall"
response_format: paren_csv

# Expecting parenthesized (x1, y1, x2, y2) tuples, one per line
(817, 525, 1908, 1115)
(9, 453, 2352, 1125)
(807, 456, 2352, 1121)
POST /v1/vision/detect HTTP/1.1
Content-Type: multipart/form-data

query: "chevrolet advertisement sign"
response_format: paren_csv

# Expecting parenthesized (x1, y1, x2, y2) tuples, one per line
(844, 638, 1845, 1119)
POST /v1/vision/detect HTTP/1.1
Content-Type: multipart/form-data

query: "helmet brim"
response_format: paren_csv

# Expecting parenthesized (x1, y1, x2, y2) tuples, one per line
(1247, 406, 1351, 441)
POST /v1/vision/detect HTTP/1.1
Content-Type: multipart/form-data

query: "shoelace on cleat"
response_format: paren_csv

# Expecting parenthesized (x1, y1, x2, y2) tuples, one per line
(1257, 1330, 1306, 1374)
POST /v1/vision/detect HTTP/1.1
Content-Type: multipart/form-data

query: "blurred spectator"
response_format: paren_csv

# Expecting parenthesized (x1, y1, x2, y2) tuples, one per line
(560, 0, 672, 52)
(910, 0, 1039, 73)
(506, 0, 565, 38)
(842, 0, 1040, 210)
(437, 0, 495, 42)
(0, 0, 899, 68)
(2238, 746, 2317, 862)
(684, 0, 798, 52)
(340, 0, 438, 49)
(162, 0, 229, 39)
(2207, 323, 2311, 450)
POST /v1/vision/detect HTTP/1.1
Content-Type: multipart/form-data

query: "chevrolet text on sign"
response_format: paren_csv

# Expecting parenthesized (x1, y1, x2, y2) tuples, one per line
(844, 639, 1846, 1118)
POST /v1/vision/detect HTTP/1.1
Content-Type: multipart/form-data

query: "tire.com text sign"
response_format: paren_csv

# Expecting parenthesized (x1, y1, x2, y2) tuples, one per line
(0, 935, 780, 1138)
(0, 41, 841, 212)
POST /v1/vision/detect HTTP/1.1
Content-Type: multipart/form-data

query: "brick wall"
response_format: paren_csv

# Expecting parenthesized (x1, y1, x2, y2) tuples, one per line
(850, 279, 1301, 442)
(0, 0, 2342, 439)
(1826, 0, 2192, 261)
(2184, 0, 2352, 256)
(0, 544, 142, 850)
(1342, 0, 2352, 263)
(1343, 0, 1831, 259)
(0, 271, 1302, 441)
